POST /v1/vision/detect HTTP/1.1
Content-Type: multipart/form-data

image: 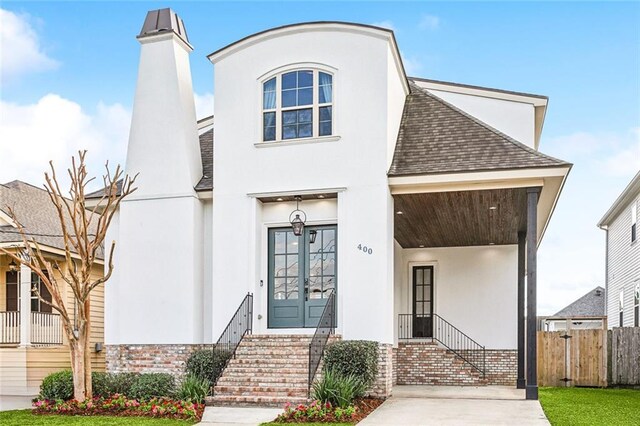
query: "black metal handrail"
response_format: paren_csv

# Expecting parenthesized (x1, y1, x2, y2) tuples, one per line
(308, 291, 336, 396)
(398, 313, 485, 377)
(211, 292, 253, 394)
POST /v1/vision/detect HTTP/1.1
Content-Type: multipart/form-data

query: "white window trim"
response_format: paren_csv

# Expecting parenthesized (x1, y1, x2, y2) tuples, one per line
(257, 63, 338, 145)
(631, 201, 637, 244)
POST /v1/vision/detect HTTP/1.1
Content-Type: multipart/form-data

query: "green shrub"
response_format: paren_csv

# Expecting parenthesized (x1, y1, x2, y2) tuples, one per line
(324, 340, 379, 388)
(40, 370, 73, 400)
(176, 373, 211, 403)
(185, 348, 232, 383)
(91, 372, 111, 398)
(312, 369, 367, 408)
(129, 373, 175, 400)
(109, 372, 140, 396)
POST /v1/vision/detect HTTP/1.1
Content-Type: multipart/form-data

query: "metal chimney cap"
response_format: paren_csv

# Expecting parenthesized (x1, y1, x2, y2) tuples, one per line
(138, 8, 190, 46)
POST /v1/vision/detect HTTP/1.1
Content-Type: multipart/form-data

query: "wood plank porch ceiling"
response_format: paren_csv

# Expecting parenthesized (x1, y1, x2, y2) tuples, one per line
(394, 188, 527, 248)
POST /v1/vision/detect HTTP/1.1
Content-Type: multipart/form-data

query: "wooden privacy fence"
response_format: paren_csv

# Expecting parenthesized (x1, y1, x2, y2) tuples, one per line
(608, 327, 640, 385)
(537, 327, 607, 387)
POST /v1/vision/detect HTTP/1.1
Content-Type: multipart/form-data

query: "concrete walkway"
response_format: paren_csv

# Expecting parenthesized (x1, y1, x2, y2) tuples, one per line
(359, 386, 550, 426)
(198, 406, 282, 426)
(0, 395, 35, 411)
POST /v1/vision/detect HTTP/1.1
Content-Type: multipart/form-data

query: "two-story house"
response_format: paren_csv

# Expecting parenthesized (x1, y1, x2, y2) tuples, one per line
(598, 171, 640, 328)
(89, 8, 571, 405)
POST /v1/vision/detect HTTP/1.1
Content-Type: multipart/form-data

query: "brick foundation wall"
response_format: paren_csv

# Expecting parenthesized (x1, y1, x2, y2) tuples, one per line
(484, 349, 517, 386)
(106, 344, 207, 381)
(392, 347, 398, 386)
(367, 343, 393, 398)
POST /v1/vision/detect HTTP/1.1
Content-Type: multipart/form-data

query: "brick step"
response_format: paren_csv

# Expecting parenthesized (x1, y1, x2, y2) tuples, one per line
(228, 358, 309, 366)
(216, 376, 308, 385)
(207, 395, 309, 408)
(222, 366, 308, 375)
(234, 351, 309, 358)
(214, 385, 308, 397)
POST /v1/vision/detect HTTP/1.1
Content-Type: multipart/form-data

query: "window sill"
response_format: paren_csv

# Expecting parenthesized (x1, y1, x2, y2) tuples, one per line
(254, 135, 340, 148)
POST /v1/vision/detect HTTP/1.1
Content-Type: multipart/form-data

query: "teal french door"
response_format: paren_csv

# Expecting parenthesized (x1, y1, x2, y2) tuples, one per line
(268, 225, 337, 328)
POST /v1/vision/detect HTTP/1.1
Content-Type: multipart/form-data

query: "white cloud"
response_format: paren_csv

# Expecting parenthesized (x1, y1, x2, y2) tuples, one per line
(537, 127, 640, 314)
(0, 8, 58, 81)
(193, 92, 214, 120)
(0, 94, 130, 190)
(400, 51, 423, 76)
(418, 14, 440, 31)
(371, 20, 395, 31)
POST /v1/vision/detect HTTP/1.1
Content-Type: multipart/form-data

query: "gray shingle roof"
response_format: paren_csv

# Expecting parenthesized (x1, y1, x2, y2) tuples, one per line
(552, 286, 606, 318)
(195, 129, 213, 191)
(86, 128, 214, 197)
(388, 83, 569, 176)
(0, 180, 101, 257)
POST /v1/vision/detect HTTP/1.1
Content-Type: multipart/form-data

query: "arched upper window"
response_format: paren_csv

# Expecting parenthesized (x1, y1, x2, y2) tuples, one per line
(262, 69, 333, 142)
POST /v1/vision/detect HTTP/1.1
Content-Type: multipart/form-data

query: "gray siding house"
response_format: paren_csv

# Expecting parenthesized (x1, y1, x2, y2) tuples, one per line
(598, 171, 640, 328)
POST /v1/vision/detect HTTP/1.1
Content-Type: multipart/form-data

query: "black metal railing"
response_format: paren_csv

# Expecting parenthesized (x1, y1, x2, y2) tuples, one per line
(398, 313, 486, 377)
(308, 291, 336, 396)
(211, 292, 253, 394)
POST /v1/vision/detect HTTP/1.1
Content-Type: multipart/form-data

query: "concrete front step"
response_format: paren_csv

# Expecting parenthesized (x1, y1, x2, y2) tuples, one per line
(207, 395, 309, 408)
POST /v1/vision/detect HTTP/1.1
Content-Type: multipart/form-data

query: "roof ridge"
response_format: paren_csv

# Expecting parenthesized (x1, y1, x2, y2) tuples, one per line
(410, 83, 567, 166)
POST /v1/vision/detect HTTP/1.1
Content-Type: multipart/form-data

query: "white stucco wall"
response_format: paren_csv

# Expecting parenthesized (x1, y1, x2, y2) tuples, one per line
(427, 89, 536, 148)
(394, 244, 518, 349)
(211, 26, 404, 344)
(106, 31, 205, 345)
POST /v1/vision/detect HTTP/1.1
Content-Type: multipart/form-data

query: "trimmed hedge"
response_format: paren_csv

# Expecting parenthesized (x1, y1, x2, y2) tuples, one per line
(40, 370, 73, 400)
(185, 348, 232, 383)
(40, 370, 175, 401)
(129, 373, 175, 400)
(324, 340, 379, 388)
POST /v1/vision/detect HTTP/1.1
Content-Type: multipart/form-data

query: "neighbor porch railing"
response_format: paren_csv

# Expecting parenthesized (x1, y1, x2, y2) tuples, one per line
(0, 311, 20, 344)
(31, 312, 63, 345)
(398, 313, 486, 377)
(308, 291, 336, 396)
(211, 293, 253, 395)
(0, 311, 63, 345)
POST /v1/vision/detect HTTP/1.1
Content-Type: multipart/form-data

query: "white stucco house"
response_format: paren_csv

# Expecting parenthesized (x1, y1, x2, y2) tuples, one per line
(87, 8, 571, 404)
(598, 171, 640, 328)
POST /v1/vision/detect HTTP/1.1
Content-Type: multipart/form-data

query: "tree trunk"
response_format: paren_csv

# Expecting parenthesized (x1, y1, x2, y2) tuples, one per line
(70, 339, 87, 401)
(84, 298, 92, 399)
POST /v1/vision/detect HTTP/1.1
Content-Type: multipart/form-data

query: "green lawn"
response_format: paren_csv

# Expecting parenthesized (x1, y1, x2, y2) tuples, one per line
(0, 410, 196, 426)
(539, 387, 640, 426)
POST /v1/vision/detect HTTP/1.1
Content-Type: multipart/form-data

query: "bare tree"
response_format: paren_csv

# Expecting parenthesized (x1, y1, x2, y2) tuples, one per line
(0, 151, 136, 401)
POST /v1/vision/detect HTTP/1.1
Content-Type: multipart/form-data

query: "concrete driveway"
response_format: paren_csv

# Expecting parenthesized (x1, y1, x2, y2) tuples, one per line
(359, 386, 549, 426)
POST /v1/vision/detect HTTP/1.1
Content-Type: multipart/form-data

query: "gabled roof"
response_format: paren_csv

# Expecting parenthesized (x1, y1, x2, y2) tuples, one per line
(388, 84, 569, 177)
(0, 180, 101, 257)
(598, 170, 640, 228)
(552, 286, 606, 318)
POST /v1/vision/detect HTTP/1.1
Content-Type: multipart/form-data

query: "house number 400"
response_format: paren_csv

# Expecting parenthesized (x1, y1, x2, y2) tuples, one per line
(357, 244, 373, 255)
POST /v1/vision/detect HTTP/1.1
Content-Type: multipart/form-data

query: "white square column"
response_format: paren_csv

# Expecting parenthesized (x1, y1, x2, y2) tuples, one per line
(19, 263, 31, 346)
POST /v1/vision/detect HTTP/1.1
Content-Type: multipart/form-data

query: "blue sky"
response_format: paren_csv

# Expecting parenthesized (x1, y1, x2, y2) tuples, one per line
(1, 1, 639, 314)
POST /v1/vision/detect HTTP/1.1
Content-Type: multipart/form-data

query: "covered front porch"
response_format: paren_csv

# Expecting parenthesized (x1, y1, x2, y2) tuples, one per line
(0, 252, 63, 347)
(390, 182, 554, 399)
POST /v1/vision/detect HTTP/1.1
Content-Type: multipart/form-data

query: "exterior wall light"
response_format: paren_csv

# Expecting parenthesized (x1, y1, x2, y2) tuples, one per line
(289, 196, 307, 236)
(309, 230, 317, 244)
(9, 259, 18, 271)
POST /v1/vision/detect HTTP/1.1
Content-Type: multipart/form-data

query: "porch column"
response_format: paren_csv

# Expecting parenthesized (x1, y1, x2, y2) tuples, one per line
(526, 187, 540, 400)
(19, 263, 31, 346)
(517, 231, 526, 389)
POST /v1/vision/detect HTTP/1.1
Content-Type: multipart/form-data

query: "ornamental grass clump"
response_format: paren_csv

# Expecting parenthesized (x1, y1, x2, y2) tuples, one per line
(177, 374, 211, 403)
(312, 369, 367, 408)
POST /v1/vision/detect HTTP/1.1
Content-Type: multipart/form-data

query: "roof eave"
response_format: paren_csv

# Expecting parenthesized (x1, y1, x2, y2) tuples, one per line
(597, 170, 640, 228)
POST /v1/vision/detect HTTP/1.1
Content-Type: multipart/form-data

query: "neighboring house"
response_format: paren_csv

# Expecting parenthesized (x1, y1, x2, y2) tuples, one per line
(0, 181, 105, 396)
(598, 171, 640, 328)
(542, 286, 606, 331)
(87, 9, 571, 402)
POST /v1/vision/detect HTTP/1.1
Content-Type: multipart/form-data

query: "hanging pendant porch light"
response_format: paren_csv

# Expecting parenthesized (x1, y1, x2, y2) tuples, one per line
(289, 196, 307, 236)
(8, 258, 18, 272)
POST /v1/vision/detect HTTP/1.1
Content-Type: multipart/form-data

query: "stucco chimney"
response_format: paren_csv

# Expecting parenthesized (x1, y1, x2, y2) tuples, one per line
(126, 8, 202, 197)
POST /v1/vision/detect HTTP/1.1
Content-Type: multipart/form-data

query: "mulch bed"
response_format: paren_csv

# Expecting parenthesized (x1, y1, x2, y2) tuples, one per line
(352, 398, 384, 423)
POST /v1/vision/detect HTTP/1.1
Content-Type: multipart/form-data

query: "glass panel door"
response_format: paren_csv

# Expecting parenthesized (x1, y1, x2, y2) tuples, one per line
(268, 225, 337, 328)
(412, 266, 433, 338)
(304, 226, 337, 327)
